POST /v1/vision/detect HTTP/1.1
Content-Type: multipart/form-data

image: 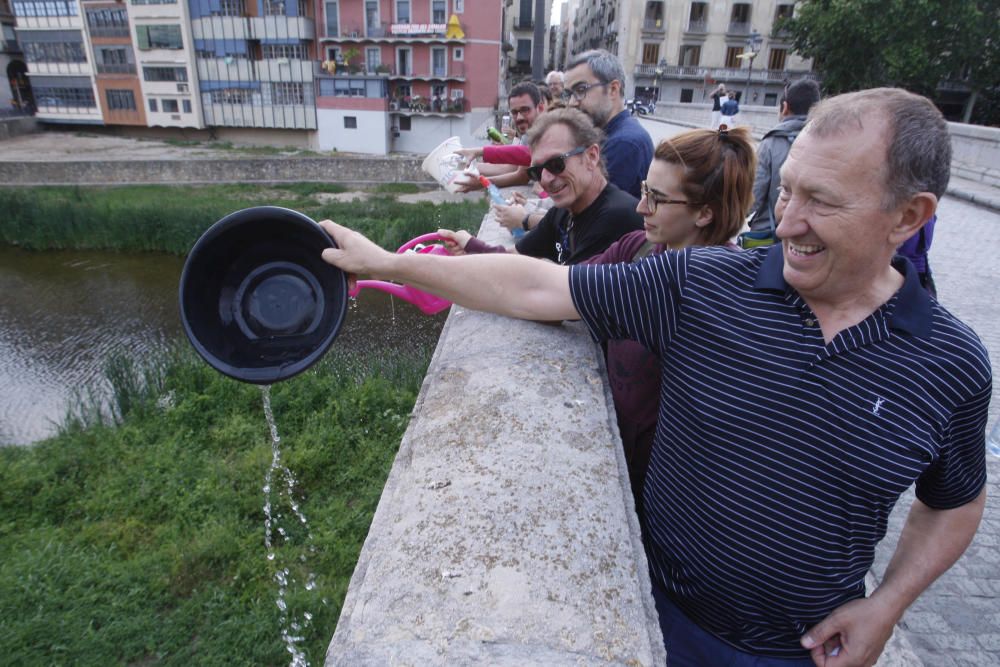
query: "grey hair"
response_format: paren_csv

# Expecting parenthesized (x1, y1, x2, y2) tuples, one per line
(545, 70, 564, 85)
(805, 87, 951, 209)
(524, 107, 605, 151)
(566, 49, 625, 86)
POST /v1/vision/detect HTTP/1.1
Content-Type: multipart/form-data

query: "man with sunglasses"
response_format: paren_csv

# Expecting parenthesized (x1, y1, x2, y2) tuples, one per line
(320, 88, 988, 666)
(440, 108, 642, 266)
(563, 49, 653, 201)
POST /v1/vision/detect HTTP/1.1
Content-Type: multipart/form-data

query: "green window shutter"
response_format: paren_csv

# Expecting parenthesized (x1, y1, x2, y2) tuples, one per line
(136, 26, 149, 49)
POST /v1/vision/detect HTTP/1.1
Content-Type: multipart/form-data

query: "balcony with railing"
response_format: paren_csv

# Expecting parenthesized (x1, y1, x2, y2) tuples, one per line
(642, 18, 665, 34)
(326, 21, 463, 43)
(95, 62, 136, 74)
(87, 24, 129, 38)
(771, 22, 791, 39)
(685, 19, 707, 34)
(727, 21, 751, 35)
(635, 62, 809, 82)
(316, 59, 465, 81)
(388, 94, 468, 115)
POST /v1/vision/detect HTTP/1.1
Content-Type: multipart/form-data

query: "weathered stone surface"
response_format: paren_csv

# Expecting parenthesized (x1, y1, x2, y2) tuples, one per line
(325, 216, 664, 666)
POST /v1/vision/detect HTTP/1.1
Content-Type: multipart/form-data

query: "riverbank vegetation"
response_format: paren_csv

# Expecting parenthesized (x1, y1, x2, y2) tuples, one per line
(0, 183, 486, 255)
(0, 344, 433, 665)
(0, 183, 485, 663)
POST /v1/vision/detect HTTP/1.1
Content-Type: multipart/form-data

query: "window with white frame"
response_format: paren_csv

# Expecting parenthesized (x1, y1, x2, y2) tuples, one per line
(366, 47, 381, 72)
(262, 43, 308, 59)
(431, 0, 445, 23)
(105, 89, 136, 111)
(271, 81, 305, 105)
(454, 0, 463, 12)
(395, 0, 409, 23)
(263, 0, 285, 16)
(325, 1, 338, 35)
(453, 46, 463, 60)
(365, 0, 378, 34)
(431, 47, 446, 76)
(396, 47, 411, 76)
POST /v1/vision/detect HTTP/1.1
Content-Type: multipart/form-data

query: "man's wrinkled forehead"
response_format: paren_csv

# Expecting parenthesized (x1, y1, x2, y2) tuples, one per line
(564, 63, 597, 87)
(530, 124, 575, 163)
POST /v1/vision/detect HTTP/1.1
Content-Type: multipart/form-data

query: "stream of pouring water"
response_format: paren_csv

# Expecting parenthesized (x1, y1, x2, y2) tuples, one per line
(261, 385, 321, 667)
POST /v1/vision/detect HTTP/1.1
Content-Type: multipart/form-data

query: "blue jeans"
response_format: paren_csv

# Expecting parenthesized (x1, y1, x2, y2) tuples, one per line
(652, 585, 816, 667)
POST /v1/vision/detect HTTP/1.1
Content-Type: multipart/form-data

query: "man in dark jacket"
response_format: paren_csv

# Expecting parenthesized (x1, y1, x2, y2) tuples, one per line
(749, 79, 821, 232)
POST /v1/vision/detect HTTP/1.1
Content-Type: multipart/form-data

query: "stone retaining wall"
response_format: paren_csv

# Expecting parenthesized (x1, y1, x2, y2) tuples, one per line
(0, 116, 38, 141)
(0, 156, 434, 186)
(324, 213, 665, 666)
(948, 121, 1000, 188)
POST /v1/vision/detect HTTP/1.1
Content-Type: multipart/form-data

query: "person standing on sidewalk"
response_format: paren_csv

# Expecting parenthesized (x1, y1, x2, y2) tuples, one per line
(319, 87, 989, 666)
(562, 49, 654, 200)
(749, 78, 821, 237)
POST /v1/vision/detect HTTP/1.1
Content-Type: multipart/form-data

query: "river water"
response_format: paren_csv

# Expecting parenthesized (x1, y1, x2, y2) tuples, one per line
(0, 244, 446, 445)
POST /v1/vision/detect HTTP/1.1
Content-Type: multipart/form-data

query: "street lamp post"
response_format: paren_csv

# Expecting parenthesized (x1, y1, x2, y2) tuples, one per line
(653, 58, 665, 103)
(744, 29, 762, 104)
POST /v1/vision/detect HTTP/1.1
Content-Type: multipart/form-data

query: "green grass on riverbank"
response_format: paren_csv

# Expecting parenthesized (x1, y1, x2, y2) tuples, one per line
(0, 184, 486, 255)
(0, 345, 432, 665)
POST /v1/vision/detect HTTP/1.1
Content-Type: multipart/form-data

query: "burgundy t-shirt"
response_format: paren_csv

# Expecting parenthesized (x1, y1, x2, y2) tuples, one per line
(584, 230, 664, 511)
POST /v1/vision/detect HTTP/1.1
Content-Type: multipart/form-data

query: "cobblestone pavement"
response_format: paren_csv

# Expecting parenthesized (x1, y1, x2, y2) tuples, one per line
(871, 195, 1000, 667)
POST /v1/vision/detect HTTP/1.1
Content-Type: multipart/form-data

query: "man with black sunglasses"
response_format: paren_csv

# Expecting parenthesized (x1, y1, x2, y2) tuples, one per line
(438, 108, 643, 266)
(563, 49, 653, 201)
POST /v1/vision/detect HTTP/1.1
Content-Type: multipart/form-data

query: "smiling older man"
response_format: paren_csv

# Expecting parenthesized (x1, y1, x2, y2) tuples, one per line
(319, 88, 990, 665)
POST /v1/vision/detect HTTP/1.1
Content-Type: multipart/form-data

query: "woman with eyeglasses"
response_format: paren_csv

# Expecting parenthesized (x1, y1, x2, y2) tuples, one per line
(585, 126, 756, 522)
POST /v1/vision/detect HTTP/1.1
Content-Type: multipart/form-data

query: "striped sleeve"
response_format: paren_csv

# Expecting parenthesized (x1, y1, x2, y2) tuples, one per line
(568, 249, 688, 355)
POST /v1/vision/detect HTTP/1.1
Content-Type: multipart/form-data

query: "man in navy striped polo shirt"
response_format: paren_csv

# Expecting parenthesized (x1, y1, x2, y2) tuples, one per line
(319, 88, 990, 665)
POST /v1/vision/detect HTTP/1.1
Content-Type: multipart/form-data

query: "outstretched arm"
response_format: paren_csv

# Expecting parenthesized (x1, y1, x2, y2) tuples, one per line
(319, 220, 579, 321)
(801, 490, 986, 666)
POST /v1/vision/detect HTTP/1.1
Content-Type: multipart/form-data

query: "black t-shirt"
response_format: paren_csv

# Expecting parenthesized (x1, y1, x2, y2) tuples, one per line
(515, 184, 643, 264)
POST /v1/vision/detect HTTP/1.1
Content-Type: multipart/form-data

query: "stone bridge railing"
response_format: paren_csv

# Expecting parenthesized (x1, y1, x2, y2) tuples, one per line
(324, 212, 665, 666)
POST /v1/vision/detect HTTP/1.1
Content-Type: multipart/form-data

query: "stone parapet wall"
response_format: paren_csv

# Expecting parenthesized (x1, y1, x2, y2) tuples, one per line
(0, 116, 39, 142)
(948, 121, 1000, 188)
(325, 213, 665, 666)
(0, 156, 434, 186)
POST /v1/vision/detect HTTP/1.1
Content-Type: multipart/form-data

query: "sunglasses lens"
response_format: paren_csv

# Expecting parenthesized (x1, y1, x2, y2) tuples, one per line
(528, 156, 566, 181)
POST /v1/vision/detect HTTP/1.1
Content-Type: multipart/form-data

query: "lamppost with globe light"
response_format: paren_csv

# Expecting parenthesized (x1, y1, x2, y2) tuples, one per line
(653, 58, 665, 104)
(743, 29, 763, 104)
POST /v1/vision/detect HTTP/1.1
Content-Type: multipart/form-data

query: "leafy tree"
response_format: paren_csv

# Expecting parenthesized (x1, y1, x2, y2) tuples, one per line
(785, 0, 999, 124)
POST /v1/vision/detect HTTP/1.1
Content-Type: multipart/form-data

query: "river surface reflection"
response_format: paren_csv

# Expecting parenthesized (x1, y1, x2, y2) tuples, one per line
(0, 245, 446, 445)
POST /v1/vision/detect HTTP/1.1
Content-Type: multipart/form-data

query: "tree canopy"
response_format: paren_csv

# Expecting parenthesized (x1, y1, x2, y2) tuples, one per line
(785, 0, 999, 124)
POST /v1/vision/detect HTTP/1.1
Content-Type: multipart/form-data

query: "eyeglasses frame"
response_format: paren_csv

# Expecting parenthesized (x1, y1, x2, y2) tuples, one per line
(560, 81, 609, 102)
(640, 180, 703, 214)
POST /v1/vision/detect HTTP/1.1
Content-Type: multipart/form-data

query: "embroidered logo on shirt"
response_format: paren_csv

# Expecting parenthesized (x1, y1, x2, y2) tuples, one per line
(872, 397, 886, 416)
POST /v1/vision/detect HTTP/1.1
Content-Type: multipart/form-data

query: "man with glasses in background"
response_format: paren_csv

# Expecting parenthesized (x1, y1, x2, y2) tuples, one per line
(563, 49, 653, 200)
(438, 109, 642, 265)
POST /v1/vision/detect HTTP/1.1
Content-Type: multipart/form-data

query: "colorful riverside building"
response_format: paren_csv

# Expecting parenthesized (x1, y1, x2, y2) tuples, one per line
(11, 0, 503, 154)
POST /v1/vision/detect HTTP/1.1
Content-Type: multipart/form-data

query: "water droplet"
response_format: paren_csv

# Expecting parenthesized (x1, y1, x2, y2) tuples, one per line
(267, 552, 275, 561)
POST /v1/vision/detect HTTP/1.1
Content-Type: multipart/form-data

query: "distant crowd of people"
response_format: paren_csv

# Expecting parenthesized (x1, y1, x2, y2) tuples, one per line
(317, 48, 986, 667)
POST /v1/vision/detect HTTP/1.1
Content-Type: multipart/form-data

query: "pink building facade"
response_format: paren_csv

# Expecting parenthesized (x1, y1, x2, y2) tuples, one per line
(315, 0, 502, 154)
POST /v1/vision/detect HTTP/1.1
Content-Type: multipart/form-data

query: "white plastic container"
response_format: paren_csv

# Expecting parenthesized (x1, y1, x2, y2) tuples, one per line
(421, 136, 466, 193)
